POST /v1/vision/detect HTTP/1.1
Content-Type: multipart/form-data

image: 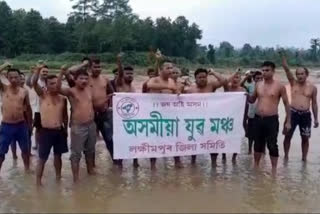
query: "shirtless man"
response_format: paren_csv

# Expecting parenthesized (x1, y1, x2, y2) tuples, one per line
(248, 61, 291, 173)
(146, 59, 182, 169)
(57, 68, 96, 183)
(185, 68, 227, 166)
(171, 67, 185, 93)
(32, 65, 68, 186)
(115, 54, 138, 167)
(0, 64, 32, 173)
(281, 53, 318, 161)
(26, 65, 48, 150)
(142, 68, 157, 93)
(223, 72, 247, 163)
(11, 72, 33, 159)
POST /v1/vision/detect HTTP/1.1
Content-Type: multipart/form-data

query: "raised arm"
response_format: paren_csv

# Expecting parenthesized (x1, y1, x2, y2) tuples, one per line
(280, 53, 295, 85)
(281, 85, 291, 132)
(57, 66, 72, 97)
(240, 74, 250, 91)
(32, 66, 45, 96)
(312, 86, 319, 128)
(26, 67, 35, 88)
(68, 60, 89, 74)
(209, 69, 228, 88)
(0, 62, 12, 91)
(116, 53, 124, 86)
(154, 49, 162, 76)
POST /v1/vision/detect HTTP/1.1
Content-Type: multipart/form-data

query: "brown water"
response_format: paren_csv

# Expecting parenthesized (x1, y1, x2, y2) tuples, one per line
(1, 77, 320, 213)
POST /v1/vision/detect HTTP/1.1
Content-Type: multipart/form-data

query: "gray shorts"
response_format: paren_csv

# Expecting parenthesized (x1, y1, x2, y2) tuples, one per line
(70, 121, 97, 162)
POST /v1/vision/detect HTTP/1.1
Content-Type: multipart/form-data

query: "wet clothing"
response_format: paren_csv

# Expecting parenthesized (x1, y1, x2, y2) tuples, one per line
(39, 127, 68, 161)
(246, 118, 256, 139)
(254, 115, 279, 157)
(33, 112, 42, 129)
(70, 121, 96, 162)
(0, 122, 30, 159)
(94, 109, 114, 160)
(287, 107, 312, 138)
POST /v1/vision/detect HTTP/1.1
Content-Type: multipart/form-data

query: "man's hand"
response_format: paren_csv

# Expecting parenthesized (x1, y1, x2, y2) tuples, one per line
(155, 49, 162, 59)
(314, 119, 319, 128)
(284, 121, 292, 134)
(2, 61, 12, 69)
(60, 65, 68, 75)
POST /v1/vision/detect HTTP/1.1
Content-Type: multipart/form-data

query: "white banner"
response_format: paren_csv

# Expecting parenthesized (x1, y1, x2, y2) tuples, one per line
(113, 92, 246, 159)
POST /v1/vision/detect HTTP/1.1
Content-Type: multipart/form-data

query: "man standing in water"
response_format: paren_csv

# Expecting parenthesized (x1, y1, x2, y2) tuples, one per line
(248, 61, 291, 173)
(0, 63, 32, 174)
(33, 65, 68, 186)
(27, 65, 48, 150)
(57, 67, 96, 183)
(11, 72, 33, 159)
(185, 68, 227, 166)
(243, 71, 263, 154)
(146, 59, 182, 169)
(222, 72, 247, 163)
(280, 53, 318, 161)
(115, 54, 138, 167)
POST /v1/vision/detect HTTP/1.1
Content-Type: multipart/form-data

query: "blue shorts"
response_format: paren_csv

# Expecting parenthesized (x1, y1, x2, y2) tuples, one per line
(0, 122, 29, 159)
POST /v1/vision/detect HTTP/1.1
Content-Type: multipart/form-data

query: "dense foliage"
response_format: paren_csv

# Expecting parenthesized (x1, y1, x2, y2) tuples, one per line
(0, 0, 320, 68)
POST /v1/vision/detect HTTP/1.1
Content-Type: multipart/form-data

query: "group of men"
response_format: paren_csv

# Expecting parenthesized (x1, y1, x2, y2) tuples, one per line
(0, 51, 317, 185)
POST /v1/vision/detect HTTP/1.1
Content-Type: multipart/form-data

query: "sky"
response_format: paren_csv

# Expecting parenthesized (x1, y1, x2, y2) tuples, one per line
(4, 0, 320, 49)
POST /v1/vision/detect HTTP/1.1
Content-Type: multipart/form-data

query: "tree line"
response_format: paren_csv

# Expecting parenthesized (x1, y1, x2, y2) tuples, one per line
(0, 0, 320, 68)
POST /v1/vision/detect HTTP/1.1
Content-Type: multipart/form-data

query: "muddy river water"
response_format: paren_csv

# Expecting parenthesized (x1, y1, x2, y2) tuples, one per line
(1, 74, 320, 213)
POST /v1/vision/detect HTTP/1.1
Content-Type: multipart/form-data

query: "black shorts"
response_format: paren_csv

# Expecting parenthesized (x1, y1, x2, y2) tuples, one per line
(254, 115, 279, 157)
(33, 112, 42, 129)
(39, 128, 68, 161)
(246, 118, 255, 139)
(287, 108, 311, 138)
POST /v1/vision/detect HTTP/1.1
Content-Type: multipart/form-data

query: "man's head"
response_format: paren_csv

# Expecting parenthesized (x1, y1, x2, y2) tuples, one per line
(20, 72, 25, 87)
(245, 70, 254, 83)
(296, 67, 309, 84)
(112, 68, 118, 80)
(231, 72, 242, 87)
(261, 61, 276, 80)
(160, 61, 174, 79)
(90, 57, 102, 77)
(45, 74, 58, 93)
(7, 68, 21, 87)
(74, 69, 89, 89)
(147, 68, 156, 79)
(40, 65, 49, 80)
(194, 68, 208, 88)
(254, 71, 263, 83)
(123, 66, 134, 84)
(171, 67, 181, 81)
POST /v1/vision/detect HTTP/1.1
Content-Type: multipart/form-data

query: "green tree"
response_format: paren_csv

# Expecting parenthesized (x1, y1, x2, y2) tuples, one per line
(96, 0, 132, 20)
(70, 0, 99, 21)
(0, 1, 13, 56)
(207, 44, 215, 64)
(43, 17, 68, 53)
(218, 41, 234, 58)
(310, 38, 320, 62)
(23, 9, 44, 53)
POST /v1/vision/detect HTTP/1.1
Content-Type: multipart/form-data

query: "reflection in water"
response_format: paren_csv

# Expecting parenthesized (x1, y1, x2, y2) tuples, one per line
(1, 86, 320, 213)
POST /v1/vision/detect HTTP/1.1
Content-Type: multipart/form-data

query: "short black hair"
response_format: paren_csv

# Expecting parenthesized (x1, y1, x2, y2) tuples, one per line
(112, 68, 118, 74)
(7, 68, 21, 75)
(147, 68, 155, 75)
(20, 72, 25, 77)
(82, 57, 92, 66)
(160, 60, 173, 70)
(90, 57, 100, 64)
(194, 68, 208, 77)
(74, 69, 89, 80)
(261, 61, 276, 70)
(254, 71, 262, 78)
(45, 74, 57, 84)
(299, 67, 309, 76)
(124, 66, 134, 71)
